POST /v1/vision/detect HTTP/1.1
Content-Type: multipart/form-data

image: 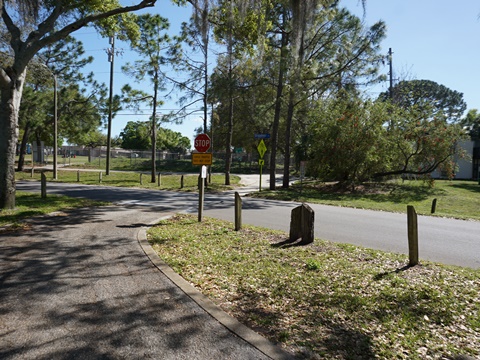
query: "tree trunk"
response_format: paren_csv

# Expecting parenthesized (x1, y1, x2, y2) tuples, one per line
(225, 79, 233, 185)
(0, 70, 26, 209)
(17, 122, 32, 171)
(270, 19, 288, 191)
(151, 70, 159, 183)
(224, 25, 234, 186)
(283, 88, 295, 188)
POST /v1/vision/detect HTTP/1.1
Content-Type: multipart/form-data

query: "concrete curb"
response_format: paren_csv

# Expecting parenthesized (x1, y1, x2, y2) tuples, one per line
(136, 215, 296, 360)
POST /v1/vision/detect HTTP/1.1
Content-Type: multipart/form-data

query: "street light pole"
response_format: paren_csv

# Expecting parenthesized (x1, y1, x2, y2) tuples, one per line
(53, 73, 58, 180)
(106, 35, 115, 176)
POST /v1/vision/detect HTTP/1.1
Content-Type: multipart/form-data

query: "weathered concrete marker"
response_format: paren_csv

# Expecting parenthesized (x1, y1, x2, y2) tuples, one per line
(289, 203, 314, 245)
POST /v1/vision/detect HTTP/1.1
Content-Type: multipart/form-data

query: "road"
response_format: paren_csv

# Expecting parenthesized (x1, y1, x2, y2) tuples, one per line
(16, 180, 480, 269)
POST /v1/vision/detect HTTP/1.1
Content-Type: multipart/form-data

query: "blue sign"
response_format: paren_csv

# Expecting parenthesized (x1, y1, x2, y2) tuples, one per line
(254, 133, 270, 139)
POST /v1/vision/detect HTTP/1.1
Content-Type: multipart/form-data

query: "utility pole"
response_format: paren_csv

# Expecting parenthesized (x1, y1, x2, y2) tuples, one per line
(53, 73, 58, 180)
(388, 47, 394, 99)
(106, 35, 115, 176)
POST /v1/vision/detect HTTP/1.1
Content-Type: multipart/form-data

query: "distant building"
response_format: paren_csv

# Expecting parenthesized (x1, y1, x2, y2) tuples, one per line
(431, 139, 479, 180)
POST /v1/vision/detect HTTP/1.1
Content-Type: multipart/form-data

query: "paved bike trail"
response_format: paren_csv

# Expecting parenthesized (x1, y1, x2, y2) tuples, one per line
(0, 204, 294, 359)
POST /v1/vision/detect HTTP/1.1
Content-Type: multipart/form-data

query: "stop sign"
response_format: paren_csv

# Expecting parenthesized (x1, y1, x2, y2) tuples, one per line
(194, 133, 211, 153)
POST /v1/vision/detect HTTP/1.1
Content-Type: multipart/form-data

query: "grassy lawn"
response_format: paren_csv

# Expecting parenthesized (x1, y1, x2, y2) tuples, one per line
(250, 179, 480, 221)
(70, 157, 259, 174)
(0, 191, 107, 227)
(148, 214, 480, 359)
(15, 169, 240, 193)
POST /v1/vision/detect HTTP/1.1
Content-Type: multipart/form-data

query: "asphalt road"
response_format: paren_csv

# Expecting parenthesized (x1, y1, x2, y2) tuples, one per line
(16, 181, 480, 269)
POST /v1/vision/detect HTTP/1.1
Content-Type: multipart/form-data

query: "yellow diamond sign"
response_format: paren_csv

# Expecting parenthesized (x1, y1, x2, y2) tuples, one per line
(257, 139, 267, 159)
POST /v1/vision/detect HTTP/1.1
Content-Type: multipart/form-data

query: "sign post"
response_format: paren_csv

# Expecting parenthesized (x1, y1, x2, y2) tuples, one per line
(257, 139, 267, 192)
(194, 134, 211, 222)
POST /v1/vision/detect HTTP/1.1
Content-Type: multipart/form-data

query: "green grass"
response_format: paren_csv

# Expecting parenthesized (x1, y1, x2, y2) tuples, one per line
(72, 157, 259, 174)
(0, 191, 108, 227)
(250, 179, 480, 221)
(148, 214, 480, 359)
(15, 169, 240, 192)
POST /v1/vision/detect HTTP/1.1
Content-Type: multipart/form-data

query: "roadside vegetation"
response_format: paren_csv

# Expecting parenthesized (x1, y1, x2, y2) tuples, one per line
(69, 156, 260, 174)
(0, 191, 107, 227)
(15, 168, 240, 193)
(148, 214, 480, 359)
(251, 178, 480, 221)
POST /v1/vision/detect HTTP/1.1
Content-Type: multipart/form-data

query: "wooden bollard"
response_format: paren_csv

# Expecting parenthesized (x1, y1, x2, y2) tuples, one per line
(407, 205, 419, 266)
(140, 173, 143, 185)
(41, 172, 47, 198)
(31, 167, 34, 178)
(180, 175, 184, 189)
(431, 198, 437, 214)
(289, 203, 314, 245)
(77, 170, 80, 182)
(158, 173, 161, 187)
(99, 171, 102, 183)
(234, 192, 242, 231)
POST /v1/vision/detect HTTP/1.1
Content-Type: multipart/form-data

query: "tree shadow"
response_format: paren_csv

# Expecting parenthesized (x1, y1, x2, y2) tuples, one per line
(450, 182, 480, 194)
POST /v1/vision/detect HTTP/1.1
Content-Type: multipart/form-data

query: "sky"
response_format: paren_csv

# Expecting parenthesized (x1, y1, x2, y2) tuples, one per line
(72, 1, 480, 146)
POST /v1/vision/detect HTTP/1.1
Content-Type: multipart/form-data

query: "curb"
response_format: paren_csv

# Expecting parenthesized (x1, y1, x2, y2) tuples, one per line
(136, 215, 296, 360)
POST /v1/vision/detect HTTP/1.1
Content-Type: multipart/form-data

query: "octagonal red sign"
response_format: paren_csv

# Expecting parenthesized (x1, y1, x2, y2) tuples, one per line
(194, 133, 211, 153)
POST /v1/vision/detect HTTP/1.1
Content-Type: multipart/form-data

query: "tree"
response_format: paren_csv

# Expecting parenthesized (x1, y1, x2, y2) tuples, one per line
(211, 0, 265, 185)
(170, 0, 212, 133)
(0, 0, 156, 209)
(461, 109, 480, 140)
(16, 35, 97, 171)
(121, 13, 170, 183)
(306, 97, 467, 184)
(380, 79, 467, 123)
(119, 121, 152, 150)
(119, 120, 191, 153)
(265, 1, 386, 189)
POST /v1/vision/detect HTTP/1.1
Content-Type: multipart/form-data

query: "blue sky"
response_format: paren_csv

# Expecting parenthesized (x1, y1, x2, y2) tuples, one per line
(73, 1, 480, 145)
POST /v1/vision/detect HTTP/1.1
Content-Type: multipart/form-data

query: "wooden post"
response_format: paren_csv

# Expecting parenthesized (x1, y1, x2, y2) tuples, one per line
(140, 173, 143, 185)
(181, 175, 184, 189)
(41, 172, 47, 199)
(407, 205, 419, 266)
(158, 173, 161, 187)
(99, 171, 102, 183)
(289, 203, 314, 245)
(431, 198, 437, 214)
(31, 167, 34, 178)
(77, 170, 80, 182)
(234, 191, 242, 231)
